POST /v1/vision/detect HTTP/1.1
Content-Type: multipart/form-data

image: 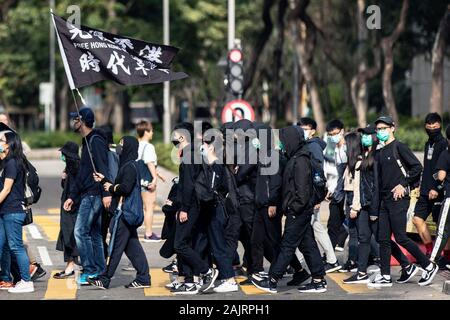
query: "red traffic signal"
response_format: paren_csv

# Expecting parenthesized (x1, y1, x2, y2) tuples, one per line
(228, 49, 243, 63)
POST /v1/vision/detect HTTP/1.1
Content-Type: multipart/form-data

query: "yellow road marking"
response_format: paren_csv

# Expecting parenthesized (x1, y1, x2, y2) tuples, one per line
(44, 271, 77, 300)
(47, 208, 60, 215)
(327, 273, 372, 294)
(144, 268, 173, 296)
(33, 215, 60, 241)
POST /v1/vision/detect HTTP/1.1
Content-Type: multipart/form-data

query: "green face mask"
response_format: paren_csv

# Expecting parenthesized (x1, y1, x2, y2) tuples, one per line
(361, 134, 373, 147)
(278, 140, 285, 152)
(376, 129, 390, 142)
(60, 154, 66, 163)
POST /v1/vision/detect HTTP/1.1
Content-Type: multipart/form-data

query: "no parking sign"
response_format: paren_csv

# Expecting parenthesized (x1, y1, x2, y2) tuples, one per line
(221, 99, 255, 123)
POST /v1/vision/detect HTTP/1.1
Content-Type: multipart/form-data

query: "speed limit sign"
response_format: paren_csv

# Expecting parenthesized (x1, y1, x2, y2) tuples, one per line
(221, 99, 255, 123)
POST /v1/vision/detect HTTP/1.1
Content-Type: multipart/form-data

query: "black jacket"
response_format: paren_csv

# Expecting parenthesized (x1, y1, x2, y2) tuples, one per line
(103, 136, 139, 211)
(69, 129, 111, 199)
(177, 144, 202, 213)
(280, 126, 313, 214)
(359, 158, 380, 216)
(61, 155, 81, 213)
(233, 119, 259, 205)
(420, 133, 447, 195)
(254, 123, 282, 208)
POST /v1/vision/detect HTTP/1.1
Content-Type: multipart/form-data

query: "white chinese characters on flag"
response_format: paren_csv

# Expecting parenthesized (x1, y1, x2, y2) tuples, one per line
(51, 13, 188, 89)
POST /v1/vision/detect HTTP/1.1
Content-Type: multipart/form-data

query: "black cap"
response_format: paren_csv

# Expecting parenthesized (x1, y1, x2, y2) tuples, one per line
(375, 116, 395, 127)
(69, 107, 95, 127)
(358, 123, 376, 135)
(59, 141, 80, 159)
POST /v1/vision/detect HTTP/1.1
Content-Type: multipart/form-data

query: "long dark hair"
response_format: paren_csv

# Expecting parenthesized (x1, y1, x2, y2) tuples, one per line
(344, 132, 362, 176)
(360, 134, 378, 171)
(2, 131, 27, 172)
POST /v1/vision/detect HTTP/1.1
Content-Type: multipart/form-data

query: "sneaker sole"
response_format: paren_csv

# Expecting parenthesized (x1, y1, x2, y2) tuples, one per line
(8, 289, 34, 293)
(125, 285, 151, 289)
(122, 268, 136, 272)
(298, 288, 327, 293)
(396, 267, 419, 284)
(173, 290, 199, 295)
(418, 267, 439, 286)
(201, 270, 219, 293)
(335, 248, 345, 252)
(90, 284, 107, 290)
(325, 266, 342, 273)
(213, 288, 239, 293)
(143, 239, 162, 243)
(343, 279, 369, 284)
(162, 269, 174, 274)
(250, 280, 277, 294)
(367, 282, 393, 288)
(32, 271, 47, 281)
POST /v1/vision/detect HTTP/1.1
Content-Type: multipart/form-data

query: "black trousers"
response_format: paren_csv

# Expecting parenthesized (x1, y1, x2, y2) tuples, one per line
(378, 197, 430, 275)
(224, 203, 255, 274)
(101, 208, 112, 259)
(327, 199, 348, 248)
(174, 206, 209, 282)
(104, 217, 150, 285)
(251, 207, 303, 273)
(270, 210, 325, 280)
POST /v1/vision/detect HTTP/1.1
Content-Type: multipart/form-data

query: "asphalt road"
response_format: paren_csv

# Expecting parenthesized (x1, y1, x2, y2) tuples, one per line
(5, 159, 449, 300)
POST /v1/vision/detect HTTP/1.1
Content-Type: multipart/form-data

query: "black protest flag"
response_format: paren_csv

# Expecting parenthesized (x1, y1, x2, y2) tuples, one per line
(51, 13, 188, 90)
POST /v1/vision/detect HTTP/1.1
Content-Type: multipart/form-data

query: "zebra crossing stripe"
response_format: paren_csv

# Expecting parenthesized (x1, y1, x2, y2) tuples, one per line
(28, 225, 43, 239)
(37, 246, 53, 266)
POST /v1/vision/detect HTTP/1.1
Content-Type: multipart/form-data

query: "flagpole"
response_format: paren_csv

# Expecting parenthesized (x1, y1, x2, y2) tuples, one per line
(163, 0, 171, 144)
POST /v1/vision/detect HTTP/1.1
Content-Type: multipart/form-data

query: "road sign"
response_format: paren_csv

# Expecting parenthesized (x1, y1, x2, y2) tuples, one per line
(221, 99, 255, 123)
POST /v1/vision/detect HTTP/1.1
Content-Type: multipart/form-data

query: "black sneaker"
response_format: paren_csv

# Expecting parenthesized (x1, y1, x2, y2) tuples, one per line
(339, 260, 357, 273)
(343, 272, 369, 284)
(418, 263, 439, 286)
(124, 279, 151, 289)
(88, 276, 109, 290)
(287, 269, 311, 286)
(284, 266, 295, 276)
(172, 283, 199, 295)
(437, 256, 448, 270)
(239, 277, 252, 285)
(233, 266, 246, 277)
(396, 264, 419, 284)
(298, 279, 327, 293)
(324, 261, 342, 273)
(251, 274, 277, 293)
(162, 260, 177, 273)
(200, 268, 219, 292)
(31, 263, 47, 281)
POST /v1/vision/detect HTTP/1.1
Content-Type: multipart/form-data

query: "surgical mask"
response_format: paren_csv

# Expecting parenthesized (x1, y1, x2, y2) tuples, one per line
(0, 145, 5, 154)
(361, 134, 373, 147)
(252, 138, 261, 149)
(116, 144, 123, 156)
(303, 130, 310, 141)
(60, 154, 66, 163)
(376, 130, 390, 142)
(278, 140, 285, 152)
(330, 133, 342, 144)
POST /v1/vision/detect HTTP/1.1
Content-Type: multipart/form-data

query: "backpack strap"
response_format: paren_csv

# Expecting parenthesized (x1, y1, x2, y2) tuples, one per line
(392, 140, 408, 178)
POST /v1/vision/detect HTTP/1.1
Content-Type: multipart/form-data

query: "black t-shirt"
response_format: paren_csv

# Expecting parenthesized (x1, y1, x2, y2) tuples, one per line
(0, 158, 25, 215)
(420, 135, 447, 195)
(435, 149, 450, 196)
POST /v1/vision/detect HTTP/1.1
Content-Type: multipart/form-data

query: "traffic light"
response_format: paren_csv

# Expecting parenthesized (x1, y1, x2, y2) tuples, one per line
(226, 47, 244, 97)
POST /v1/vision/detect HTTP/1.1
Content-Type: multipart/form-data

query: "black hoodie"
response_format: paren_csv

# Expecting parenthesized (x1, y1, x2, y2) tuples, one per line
(61, 146, 81, 213)
(69, 128, 111, 200)
(280, 126, 313, 214)
(177, 143, 202, 213)
(233, 119, 258, 204)
(104, 136, 139, 211)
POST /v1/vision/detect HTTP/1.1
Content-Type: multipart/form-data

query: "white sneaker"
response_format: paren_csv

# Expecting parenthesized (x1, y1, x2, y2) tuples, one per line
(165, 280, 183, 290)
(8, 280, 34, 293)
(213, 281, 239, 293)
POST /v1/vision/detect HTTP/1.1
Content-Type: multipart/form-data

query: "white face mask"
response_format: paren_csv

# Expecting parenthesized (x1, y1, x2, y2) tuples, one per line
(303, 130, 311, 141)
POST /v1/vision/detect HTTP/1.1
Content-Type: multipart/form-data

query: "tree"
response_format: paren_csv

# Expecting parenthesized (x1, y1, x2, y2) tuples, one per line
(430, 5, 450, 115)
(380, 0, 409, 125)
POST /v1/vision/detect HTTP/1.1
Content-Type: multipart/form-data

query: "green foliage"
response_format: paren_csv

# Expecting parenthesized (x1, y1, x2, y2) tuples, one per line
(20, 131, 81, 148)
(154, 142, 178, 173)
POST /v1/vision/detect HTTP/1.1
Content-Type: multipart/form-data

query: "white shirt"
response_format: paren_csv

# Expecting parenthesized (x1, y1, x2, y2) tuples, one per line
(138, 141, 157, 166)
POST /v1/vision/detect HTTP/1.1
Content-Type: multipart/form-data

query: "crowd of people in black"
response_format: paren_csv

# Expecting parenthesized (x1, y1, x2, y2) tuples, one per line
(0, 106, 450, 295)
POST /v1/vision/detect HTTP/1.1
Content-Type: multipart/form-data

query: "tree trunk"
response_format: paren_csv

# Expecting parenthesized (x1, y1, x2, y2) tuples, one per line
(381, 0, 409, 125)
(243, 0, 276, 96)
(295, 20, 325, 133)
(430, 5, 450, 115)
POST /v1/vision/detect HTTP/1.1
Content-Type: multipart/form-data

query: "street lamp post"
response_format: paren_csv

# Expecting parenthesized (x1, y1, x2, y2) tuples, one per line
(163, 0, 171, 144)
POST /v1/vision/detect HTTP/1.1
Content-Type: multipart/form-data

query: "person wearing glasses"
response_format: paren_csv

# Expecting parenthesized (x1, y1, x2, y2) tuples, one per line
(368, 116, 438, 288)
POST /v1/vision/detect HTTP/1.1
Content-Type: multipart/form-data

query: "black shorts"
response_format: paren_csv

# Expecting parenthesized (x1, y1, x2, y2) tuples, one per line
(414, 194, 442, 223)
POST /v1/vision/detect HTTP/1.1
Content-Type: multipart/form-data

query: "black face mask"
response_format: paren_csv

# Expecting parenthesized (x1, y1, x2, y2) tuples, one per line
(426, 128, 441, 139)
(116, 144, 123, 156)
(172, 139, 180, 147)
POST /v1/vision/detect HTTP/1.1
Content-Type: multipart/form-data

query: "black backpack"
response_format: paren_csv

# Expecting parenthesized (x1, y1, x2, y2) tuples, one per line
(24, 159, 41, 205)
(299, 153, 327, 207)
(194, 163, 216, 203)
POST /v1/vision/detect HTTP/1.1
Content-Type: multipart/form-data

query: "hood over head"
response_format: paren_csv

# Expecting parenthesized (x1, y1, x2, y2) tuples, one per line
(119, 136, 139, 167)
(280, 125, 307, 159)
